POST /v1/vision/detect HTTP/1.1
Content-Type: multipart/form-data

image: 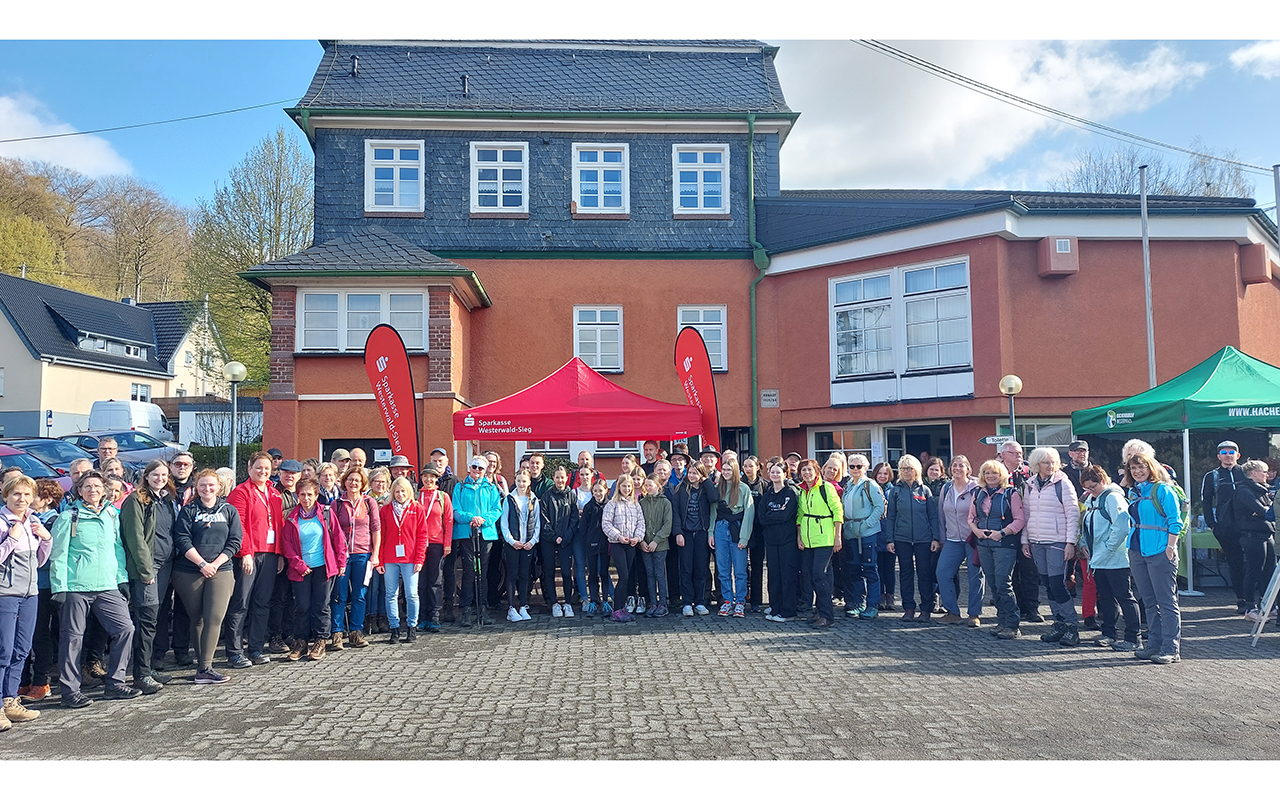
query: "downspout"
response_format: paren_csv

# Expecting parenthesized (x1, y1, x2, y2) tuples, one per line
(747, 113, 771, 454)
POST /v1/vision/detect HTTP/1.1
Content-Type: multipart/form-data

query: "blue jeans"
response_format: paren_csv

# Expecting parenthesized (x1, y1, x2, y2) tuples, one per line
(713, 521, 749, 604)
(384, 562, 420, 630)
(976, 541, 1019, 629)
(841, 536, 880, 610)
(330, 552, 370, 633)
(936, 539, 984, 617)
(1130, 550, 1181, 655)
(571, 536, 589, 604)
(0, 594, 38, 699)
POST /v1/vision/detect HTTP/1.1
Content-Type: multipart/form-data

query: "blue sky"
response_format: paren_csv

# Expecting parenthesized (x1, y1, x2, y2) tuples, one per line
(1, 37, 1277, 218)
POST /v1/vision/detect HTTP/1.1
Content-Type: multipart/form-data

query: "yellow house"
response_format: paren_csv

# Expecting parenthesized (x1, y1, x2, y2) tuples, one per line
(0, 274, 227, 437)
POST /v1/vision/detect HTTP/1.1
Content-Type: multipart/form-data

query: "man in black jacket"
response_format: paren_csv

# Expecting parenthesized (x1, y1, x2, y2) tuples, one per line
(1202, 440, 1249, 613)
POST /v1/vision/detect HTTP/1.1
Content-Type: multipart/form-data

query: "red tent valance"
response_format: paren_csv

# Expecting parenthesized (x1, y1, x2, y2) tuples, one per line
(453, 357, 702, 441)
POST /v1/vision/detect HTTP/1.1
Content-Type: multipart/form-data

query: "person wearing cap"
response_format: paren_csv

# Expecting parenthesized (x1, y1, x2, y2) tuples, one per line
(266, 449, 284, 480)
(667, 451, 689, 490)
(784, 453, 802, 483)
(330, 449, 352, 475)
(389, 455, 416, 488)
(1062, 441, 1098, 631)
(699, 446, 720, 475)
(450, 456, 502, 627)
(415, 464, 453, 633)
(1202, 440, 1249, 614)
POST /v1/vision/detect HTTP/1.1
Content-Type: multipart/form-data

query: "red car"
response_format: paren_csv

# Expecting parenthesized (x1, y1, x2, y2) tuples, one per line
(0, 444, 75, 493)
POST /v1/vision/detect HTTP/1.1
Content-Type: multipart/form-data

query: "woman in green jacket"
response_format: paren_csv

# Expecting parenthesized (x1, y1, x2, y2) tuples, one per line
(797, 459, 844, 629)
(118, 460, 177, 695)
(638, 477, 672, 617)
(49, 471, 138, 709)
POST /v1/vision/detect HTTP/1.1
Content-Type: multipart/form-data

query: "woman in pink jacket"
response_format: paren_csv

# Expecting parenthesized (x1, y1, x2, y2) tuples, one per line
(1021, 447, 1081, 647)
(280, 478, 347, 662)
(602, 474, 645, 623)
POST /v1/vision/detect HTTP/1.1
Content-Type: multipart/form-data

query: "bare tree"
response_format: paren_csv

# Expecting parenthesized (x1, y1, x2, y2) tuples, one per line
(93, 177, 189, 301)
(1048, 139, 1255, 198)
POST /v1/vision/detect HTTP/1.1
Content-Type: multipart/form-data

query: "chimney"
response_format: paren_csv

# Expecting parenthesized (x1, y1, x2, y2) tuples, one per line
(120, 298, 136, 305)
(350, 55, 359, 76)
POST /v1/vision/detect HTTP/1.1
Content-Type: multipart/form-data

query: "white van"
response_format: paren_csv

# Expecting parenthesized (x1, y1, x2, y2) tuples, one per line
(88, 400, 175, 441)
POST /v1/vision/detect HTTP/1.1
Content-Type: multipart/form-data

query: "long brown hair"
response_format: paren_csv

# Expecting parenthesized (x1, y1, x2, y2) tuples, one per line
(716, 458, 743, 507)
(135, 459, 176, 506)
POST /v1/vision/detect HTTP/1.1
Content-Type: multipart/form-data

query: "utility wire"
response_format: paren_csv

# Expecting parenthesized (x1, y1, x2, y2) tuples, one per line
(853, 40, 1274, 176)
(0, 97, 302, 145)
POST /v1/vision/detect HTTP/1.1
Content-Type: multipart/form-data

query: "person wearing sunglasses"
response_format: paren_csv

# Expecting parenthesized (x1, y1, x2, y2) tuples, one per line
(1200, 441, 1249, 614)
(449, 457, 502, 627)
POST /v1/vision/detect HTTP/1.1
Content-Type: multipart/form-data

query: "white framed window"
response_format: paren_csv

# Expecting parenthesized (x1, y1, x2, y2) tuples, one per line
(813, 428, 874, 466)
(130, 383, 151, 402)
(175, 388, 187, 398)
(572, 143, 629, 214)
(574, 305, 623, 371)
(672, 144, 728, 214)
(830, 259, 971, 379)
(595, 441, 640, 455)
(123, 344, 143, 359)
(184, 351, 194, 365)
(525, 441, 571, 458)
(298, 290, 427, 353)
(364, 140, 424, 212)
(470, 142, 528, 213)
(677, 305, 727, 371)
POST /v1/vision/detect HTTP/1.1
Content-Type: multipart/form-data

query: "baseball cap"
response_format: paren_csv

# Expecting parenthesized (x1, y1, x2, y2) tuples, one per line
(430, 447, 448, 457)
(1218, 441, 1239, 452)
(330, 448, 351, 461)
(1068, 441, 1089, 452)
(267, 448, 284, 458)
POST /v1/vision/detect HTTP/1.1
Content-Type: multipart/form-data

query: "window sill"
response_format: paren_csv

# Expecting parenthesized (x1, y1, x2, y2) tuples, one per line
(902, 365, 973, 378)
(571, 212, 630, 220)
(294, 350, 429, 358)
(364, 210, 424, 218)
(470, 211, 529, 219)
(832, 372, 896, 384)
(673, 213, 732, 220)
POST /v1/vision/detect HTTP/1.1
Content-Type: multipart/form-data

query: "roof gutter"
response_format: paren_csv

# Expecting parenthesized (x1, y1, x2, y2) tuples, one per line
(287, 106, 800, 125)
(747, 113, 771, 454)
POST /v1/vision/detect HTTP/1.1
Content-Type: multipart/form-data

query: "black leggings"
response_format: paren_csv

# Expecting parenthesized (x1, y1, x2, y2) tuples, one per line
(503, 544, 534, 609)
(1240, 534, 1277, 610)
(611, 542, 636, 605)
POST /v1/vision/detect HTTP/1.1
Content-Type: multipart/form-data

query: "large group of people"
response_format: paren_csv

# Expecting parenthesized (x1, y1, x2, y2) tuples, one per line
(0, 432, 1273, 730)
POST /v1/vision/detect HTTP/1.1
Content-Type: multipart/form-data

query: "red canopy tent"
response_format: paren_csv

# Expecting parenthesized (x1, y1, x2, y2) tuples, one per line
(453, 357, 702, 441)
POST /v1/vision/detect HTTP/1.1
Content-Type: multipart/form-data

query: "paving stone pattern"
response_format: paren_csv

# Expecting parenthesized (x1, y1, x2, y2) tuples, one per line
(2, 587, 1278, 760)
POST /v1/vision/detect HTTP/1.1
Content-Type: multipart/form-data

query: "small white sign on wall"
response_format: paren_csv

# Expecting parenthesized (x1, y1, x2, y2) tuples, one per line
(871, 441, 884, 463)
(374, 449, 393, 462)
(760, 389, 779, 408)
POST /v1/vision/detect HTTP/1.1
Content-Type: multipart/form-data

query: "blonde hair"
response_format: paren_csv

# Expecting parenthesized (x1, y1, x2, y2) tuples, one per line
(2, 474, 37, 499)
(215, 468, 235, 497)
(977, 460, 1010, 488)
(1122, 439, 1155, 464)
(1122, 452, 1170, 488)
(823, 454, 847, 484)
(390, 476, 415, 498)
(897, 455, 923, 479)
(611, 474, 638, 503)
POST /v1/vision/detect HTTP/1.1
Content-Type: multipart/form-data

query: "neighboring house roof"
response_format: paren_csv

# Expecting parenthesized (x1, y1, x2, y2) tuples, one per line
(756, 189, 1274, 254)
(240, 226, 492, 307)
(137, 300, 198, 367)
(0, 273, 172, 377)
(293, 39, 791, 115)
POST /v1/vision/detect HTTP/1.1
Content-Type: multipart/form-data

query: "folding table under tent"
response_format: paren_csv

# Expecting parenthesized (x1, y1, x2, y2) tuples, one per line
(1071, 346, 1280, 593)
(452, 356, 703, 442)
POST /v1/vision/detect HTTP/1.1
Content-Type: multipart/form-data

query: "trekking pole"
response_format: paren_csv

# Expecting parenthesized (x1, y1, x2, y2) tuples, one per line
(472, 526, 485, 628)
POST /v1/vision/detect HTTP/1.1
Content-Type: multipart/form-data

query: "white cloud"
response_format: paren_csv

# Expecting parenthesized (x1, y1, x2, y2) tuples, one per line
(0, 94, 131, 176)
(772, 41, 1208, 190)
(1229, 40, 1280, 79)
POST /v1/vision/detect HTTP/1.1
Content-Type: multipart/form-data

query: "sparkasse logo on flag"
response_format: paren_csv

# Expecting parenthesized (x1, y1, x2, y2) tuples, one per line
(377, 356, 389, 372)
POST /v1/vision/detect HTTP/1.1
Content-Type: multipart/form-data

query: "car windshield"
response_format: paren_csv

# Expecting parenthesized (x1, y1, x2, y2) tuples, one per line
(0, 451, 58, 479)
(19, 441, 88, 464)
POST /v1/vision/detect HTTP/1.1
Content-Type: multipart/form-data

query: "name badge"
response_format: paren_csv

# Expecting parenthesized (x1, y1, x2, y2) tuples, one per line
(266, 528, 275, 545)
(395, 544, 406, 558)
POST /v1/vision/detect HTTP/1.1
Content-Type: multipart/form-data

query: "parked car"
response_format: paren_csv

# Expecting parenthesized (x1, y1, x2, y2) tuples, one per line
(0, 444, 74, 493)
(57, 430, 181, 468)
(0, 437, 96, 472)
(88, 399, 175, 441)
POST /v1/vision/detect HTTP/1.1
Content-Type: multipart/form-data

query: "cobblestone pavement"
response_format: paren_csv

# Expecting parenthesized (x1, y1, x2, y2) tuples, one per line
(1, 587, 1278, 760)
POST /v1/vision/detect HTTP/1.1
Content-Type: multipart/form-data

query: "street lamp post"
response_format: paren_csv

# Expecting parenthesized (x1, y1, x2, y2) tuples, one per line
(223, 361, 248, 475)
(999, 374, 1023, 440)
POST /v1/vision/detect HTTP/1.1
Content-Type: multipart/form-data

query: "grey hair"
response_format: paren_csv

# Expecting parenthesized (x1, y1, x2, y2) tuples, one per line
(1028, 447, 1061, 471)
(1242, 459, 1269, 477)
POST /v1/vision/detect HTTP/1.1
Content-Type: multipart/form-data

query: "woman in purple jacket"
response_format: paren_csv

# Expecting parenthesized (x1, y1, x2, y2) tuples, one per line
(1, 475, 52, 729)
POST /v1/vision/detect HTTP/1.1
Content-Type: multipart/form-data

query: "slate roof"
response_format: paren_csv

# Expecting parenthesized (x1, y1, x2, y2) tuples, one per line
(245, 226, 473, 273)
(294, 40, 791, 114)
(137, 301, 197, 366)
(757, 189, 1267, 254)
(0, 273, 172, 376)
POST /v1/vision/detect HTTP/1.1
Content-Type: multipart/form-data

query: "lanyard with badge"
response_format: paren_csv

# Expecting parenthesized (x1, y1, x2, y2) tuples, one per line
(256, 485, 275, 545)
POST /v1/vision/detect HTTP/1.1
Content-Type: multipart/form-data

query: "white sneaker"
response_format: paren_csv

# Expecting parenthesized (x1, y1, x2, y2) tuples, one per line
(694, 604, 710, 616)
(635, 598, 647, 615)
(625, 596, 637, 613)
(764, 606, 772, 615)
(507, 607, 521, 623)
(562, 603, 574, 618)
(519, 606, 531, 621)
(552, 603, 564, 618)
(682, 605, 694, 617)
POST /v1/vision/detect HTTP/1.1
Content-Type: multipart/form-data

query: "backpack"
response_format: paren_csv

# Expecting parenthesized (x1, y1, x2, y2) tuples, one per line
(1210, 469, 1240, 527)
(1093, 485, 1124, 524)
(1144, 482, 1190, 535)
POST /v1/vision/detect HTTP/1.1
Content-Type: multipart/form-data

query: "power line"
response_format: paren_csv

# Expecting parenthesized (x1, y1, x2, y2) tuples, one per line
(0, 97, 302, 145)
(853, 40, 1273, 176)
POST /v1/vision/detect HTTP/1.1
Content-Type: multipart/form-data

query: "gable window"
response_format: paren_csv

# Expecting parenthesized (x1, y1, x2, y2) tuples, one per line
(123, 344, 143, 359)
(833, 274, 893, 377)
(130, 383, 151, 402)
(364, 141, 423, 213)
(572, 144, 629, 216)
(299, 291, 427, 353)
(470, 142, 528, 214)
(574, 306, 622, 372)
(672, 145, 729, 215)
(678, 306, 727, 371)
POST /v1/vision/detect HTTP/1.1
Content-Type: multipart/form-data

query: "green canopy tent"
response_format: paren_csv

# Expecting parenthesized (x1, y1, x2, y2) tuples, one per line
(1072, 346, 1280, 593)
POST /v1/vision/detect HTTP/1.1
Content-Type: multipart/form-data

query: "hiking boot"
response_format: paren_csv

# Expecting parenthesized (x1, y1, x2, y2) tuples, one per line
(811, 616, 834, 629)
(405, 626, 418, 643)
(4, 697, 39, 722)
(1041, 621, 1067, 643)
(267, 635, 289, 654)
(348, 630, 369, 648)
(440, 608, 456, 623)
(917, 612, 933, 623)
(60, 691, 93, 709)
(84, 660, 107, 680)
(19, 684, 49, 701)
(388, 627, 401, 645)
(937, 613, 964, 625)
(654, 603, 670, 617)
(966, 616, 981, 628)
(1134, 646, 1157, 660)
(426, 620, 441, 632)
(287, 641, 305, 661)
(1058, 624, 1080, 647)
(135, 675, 164, 695)
(996, 626, 1022, 639)
(1021, 610, 1045, 623)
(307, 640, 326, 661)
(458, 609, 473, 628)
(249, 651, 270, 666)
(103, 683, 142, 701)
(329, 632, 345, 651)
(1082, 616, 1100, 631)
(1112, 640, 1138, 652)
(175, 651, 195, 668)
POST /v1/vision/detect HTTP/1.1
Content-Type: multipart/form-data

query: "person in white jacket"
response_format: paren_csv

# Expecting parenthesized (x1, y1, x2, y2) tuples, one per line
(602, 475, 645, 623)
(1021, 447, 1081, 646)
(841, 455, 885, 619)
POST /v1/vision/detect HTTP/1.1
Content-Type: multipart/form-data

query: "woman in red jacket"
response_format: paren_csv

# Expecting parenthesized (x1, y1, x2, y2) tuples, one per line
(374, 477, 428, 644)
(225, 452, 284, 669)
(280, 478, 347, 662)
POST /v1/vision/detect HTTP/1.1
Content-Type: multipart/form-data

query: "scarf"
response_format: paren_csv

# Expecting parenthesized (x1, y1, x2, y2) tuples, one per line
(392, 499, 408, 523)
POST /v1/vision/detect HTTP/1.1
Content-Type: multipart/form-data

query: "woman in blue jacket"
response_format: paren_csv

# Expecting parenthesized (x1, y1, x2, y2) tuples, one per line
(1122, 452, 1183, 664)
(885, 456, 940, 622)
(1078, 465, 1139, 651)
